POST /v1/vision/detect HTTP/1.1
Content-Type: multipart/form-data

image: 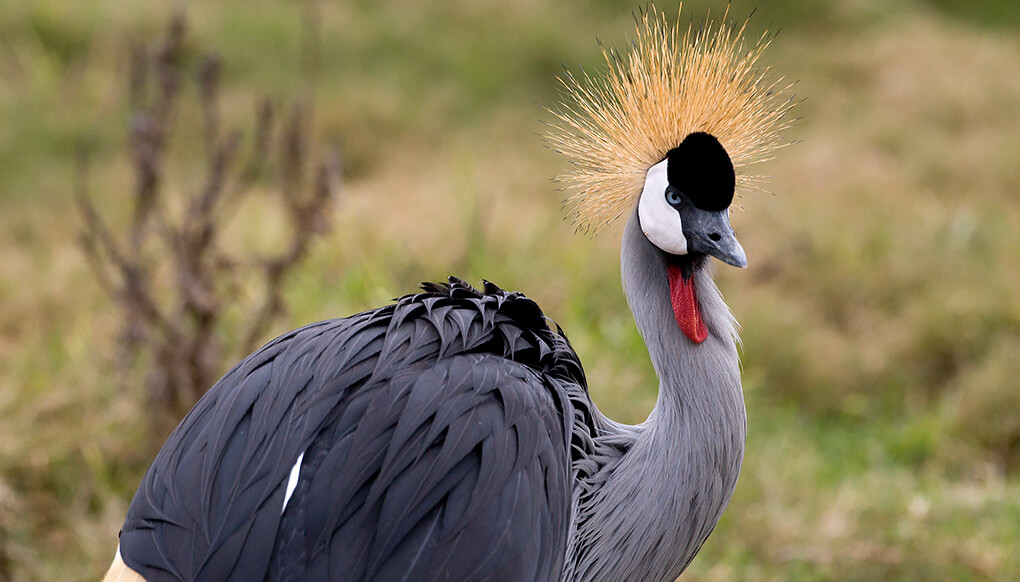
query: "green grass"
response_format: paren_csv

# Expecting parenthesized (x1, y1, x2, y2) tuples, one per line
(1, 0, 1019, 580)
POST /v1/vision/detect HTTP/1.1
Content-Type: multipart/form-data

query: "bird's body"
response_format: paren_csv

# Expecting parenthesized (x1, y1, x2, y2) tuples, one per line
(112, 212, 744, 582)
(118, 280, 584, 581)
(106, 7, 792, 581)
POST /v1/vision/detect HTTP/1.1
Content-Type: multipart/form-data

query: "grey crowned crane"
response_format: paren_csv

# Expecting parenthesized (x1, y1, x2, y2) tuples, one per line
(104, 7, 793, 582)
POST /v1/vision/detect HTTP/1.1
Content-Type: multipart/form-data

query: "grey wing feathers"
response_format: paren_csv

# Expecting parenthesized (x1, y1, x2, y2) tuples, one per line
(119, 278, 586, 582)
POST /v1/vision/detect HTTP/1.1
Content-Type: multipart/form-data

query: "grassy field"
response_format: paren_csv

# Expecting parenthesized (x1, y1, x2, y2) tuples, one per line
(1, 0, 1018, 580)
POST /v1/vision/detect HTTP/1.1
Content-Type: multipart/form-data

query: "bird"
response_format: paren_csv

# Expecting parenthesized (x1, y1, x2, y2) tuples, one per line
(104, 6, 793, 582)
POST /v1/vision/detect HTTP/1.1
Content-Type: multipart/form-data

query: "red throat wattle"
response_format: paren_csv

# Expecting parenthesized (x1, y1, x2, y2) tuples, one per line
(667, 264, 708, 343)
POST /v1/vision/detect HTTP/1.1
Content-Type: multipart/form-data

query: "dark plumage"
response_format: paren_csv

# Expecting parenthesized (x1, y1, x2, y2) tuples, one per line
(120, 279, 589, 582)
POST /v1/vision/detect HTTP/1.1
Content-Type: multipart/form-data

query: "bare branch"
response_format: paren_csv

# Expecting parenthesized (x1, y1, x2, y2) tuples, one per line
(281, 102, 306, 206)
(197, 54, 222, 147)
(127, 43, 148, 109)
(78, 12, 342, 430)
(74, 150, 182, 348)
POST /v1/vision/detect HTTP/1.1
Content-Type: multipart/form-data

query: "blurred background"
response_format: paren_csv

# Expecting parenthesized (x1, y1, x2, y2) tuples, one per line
(1, 0, 1018, 580)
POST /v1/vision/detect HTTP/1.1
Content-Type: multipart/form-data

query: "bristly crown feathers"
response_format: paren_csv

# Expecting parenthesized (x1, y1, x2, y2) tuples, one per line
(547, 4, 796, 235)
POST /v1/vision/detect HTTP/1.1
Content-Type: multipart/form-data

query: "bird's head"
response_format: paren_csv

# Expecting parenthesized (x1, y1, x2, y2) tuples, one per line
(638, 131, 745, 269)
(547, 4, 794, 341)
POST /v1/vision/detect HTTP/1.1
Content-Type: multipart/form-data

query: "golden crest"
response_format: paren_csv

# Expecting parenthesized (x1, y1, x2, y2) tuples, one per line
(547, 4, 796, 234)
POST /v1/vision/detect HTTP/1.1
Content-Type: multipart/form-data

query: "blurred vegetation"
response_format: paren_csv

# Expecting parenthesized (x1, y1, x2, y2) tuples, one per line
(74, 15, 340, 437)
(0, 0, 1017, 580)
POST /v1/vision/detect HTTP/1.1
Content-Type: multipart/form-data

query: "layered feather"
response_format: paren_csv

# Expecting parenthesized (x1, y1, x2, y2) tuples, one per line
(117, 278, 593, 581)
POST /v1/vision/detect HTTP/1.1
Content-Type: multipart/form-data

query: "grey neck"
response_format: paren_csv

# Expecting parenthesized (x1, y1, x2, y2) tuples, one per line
(619, 209, 743, 422)
(568, 209, 746, 582)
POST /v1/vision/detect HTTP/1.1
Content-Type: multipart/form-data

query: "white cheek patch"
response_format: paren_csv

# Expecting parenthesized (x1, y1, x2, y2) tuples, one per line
(638, 159, 687, 255)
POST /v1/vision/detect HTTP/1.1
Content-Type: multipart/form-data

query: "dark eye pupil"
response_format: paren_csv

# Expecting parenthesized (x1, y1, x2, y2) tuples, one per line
(666, 188, 682, 207)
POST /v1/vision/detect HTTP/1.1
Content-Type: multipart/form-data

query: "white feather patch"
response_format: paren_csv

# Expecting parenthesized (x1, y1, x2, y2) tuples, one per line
(638, 159, 687, 255)
(282, 452, 305, 514)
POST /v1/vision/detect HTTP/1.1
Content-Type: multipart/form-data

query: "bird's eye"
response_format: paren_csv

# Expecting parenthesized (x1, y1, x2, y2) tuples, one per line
(665, 187, 683, 207)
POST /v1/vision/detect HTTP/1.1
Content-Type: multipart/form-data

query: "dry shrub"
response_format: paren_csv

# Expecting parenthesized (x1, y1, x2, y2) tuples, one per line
(76, 14, 340, 437)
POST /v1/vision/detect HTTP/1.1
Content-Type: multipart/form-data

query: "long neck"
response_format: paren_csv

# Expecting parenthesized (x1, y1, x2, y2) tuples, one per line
(569, 210, 746, 582)
(620, 209, 744, 428)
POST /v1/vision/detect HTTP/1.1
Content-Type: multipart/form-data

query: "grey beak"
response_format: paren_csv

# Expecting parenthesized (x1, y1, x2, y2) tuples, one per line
(679, 206, 748, 268)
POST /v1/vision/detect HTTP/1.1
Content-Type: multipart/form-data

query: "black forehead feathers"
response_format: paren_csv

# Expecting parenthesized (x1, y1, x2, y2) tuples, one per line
(665, 132, 735, 211)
